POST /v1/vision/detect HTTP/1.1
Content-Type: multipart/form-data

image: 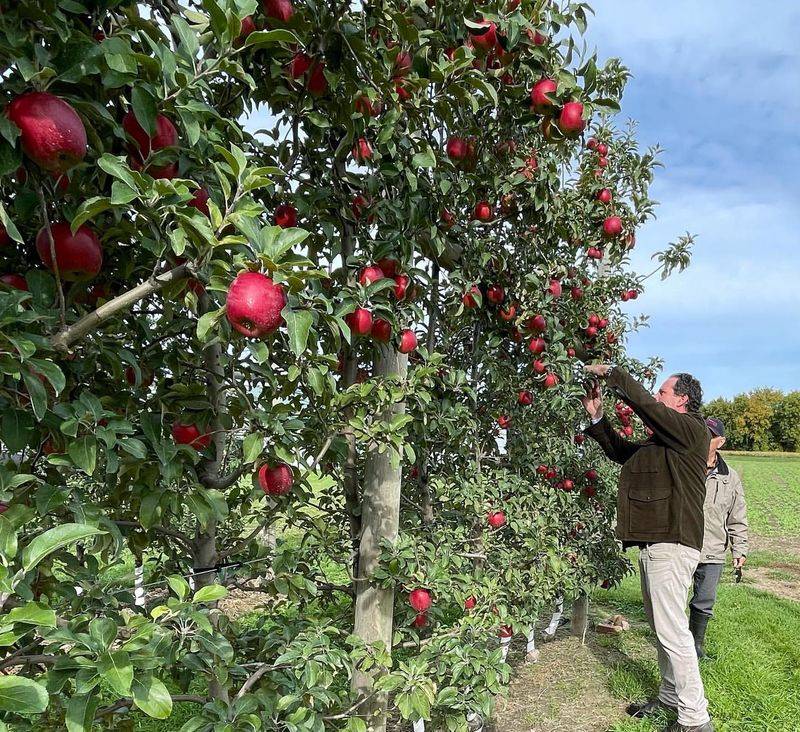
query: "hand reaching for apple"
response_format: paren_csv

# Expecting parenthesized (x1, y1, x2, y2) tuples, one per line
(581, 379, 604, 421)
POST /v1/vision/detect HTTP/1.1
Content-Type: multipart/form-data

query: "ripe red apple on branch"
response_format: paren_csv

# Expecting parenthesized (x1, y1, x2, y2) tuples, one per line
(473, 201, 494, 222)
(35, 222, 102, 281)
(518, 390, 533, 406)
(274, 203, 297, 228)
(171, 422, 211, 450)
(262, 0, 293, 22)
(346, 307, 373, 336)
(557, 102, 585, 136)
(462, 285, 481, 308)
(7, 92, 87, 172)
(225, 272, 287, 338)
(358, 265, 384, 286)
(398, 329, 418, 354)
(468, 20, 498, 54)
(370, 318, 392, 342)
(409, 588, 431, 613)
(446, 136, 468, 161)
(486, 284, 505, 304)
(1, 274, 28, 291)
(488, 511, 506, 528)
(258, 463, 294, 495)
(530, 78, 558, 114)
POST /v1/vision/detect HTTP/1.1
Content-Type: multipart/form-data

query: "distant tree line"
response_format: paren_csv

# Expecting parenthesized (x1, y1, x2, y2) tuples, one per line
(704, 389, 800, 452)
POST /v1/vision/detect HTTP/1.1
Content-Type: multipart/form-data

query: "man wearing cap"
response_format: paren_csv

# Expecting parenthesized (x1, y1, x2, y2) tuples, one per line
(689, 417, 749, 660)
(581, 365, 713, 732)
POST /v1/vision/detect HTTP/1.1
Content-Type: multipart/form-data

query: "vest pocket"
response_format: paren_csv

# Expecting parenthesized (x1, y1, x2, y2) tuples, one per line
(629, 486, 672, 534)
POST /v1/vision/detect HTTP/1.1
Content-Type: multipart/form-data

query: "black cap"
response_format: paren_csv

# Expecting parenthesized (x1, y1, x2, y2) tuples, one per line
(705, 417, 725, 437)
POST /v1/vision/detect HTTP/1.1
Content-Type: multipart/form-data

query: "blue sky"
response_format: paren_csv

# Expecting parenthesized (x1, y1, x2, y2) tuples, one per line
(586, 1, 800, 400)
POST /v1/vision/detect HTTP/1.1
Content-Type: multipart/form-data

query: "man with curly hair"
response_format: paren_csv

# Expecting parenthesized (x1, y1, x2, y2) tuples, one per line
(581, 366, 713, 732)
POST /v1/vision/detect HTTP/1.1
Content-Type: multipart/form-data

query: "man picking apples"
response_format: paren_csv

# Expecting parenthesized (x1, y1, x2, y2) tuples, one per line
(581, 365, 714, 732)
(688, 417, 748, 660)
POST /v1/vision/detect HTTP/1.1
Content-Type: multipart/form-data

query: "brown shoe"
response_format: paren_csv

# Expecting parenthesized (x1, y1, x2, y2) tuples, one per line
(626, 698, 678, 718)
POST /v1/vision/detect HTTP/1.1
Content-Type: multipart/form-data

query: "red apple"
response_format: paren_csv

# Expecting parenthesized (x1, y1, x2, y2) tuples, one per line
(409, 588, 431, 612)
(413, 613, 427, 628)
(596, 142, 609, 156)
(352, 137, 373, 163)
(171, 421, 211, 450)
(588, 314, 599, 326)
(226, 272, 286, 338)
(597, 156, 609, 168)
(543, 372, 558, 388)
(351, 194, 370, 221)
(532, 359, 546, 374)
(596, 188, 612, 204)
(567, 347, 576, 357)
(7, 92, 87, 172)
(440, 208, 456, 228)
(0, 225, 10, 247)
(394, 51, 413, 77)
(306, 62, 327, 96)
(287, 51, 313, 79)
(376, 258, 398, 278)
(562, 479, 574, 491)
(358, 265, 385, 286)
(499, 304, 516, 321)
(499, 625, 514, 638)
(125, 366, 153, 389)
(236, 16, 256, 46)
(587, 247, 603, 259)
(354, 94, 382, 117)
(585, 326, 598, 338)
(393, 274, 410, 300)
(571, 286, 584, 300)
(528, 337, 546, 355)
(587, 137, 598, 150)
(462, 285, 481, 308)
(488, 511, 506, 528)
(1, 273, 28, 291)
(574, 434, 585, 445)
(519, 154, 538, 180)
(486, 284, 505, 304)
(530, 78, 557, 114)
(602, 216, 623, 238)
(469, 20, 497, 53)
(398, 329, 418, 354)
(536, 465, 548, 474)
(371, 318, 392, 342)
(548, 279, 562, 297)
(557, 102, 585, 136)
(258, 463, 294, 495)
(347, 307, 373, 336)
(497, 415, 511, 429)
(473, 201, 493, 222)
(274, 203, 297, 228)
(585, 468, 598, 481)
(528, 314, 547, 332)
(464, 596, 477, 610)
(123, 111, 177, 159)
(262, 0, 293, 22)
(127, 155, 178, 180)
(187, 187, 210, 216)
(35, 222, 102, 280)
(518, 390, 533, 406)
(446, 136, 468, 161)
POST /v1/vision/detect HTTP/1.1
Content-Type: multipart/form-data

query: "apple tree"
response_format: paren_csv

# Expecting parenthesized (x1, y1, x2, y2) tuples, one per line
(0, 0, 693, 730)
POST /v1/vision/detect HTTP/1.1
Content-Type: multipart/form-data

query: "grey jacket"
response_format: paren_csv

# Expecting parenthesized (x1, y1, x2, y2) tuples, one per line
(700, 454, 749, 564)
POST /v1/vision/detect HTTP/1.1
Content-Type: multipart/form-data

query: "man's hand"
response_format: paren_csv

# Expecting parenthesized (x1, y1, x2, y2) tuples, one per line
(733, 556, 746, 569)
(581, 379, 604, 421)
(584, 364, 613, 378)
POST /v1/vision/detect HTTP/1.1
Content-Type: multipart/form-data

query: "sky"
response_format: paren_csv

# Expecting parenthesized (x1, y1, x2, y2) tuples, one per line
(585, 1, 800, 400)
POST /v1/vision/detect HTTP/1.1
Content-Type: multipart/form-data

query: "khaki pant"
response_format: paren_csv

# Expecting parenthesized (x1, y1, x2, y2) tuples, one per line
(639, 543, 711, 726)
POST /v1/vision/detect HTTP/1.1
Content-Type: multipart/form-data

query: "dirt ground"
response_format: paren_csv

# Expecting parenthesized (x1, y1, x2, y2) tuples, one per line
(745, 562, 800, 603)
(487, 630, 625, 732)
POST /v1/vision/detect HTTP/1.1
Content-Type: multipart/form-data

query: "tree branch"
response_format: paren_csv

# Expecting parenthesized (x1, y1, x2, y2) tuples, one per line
(50, 264, 190, 353)
(95, 694, 206, 718)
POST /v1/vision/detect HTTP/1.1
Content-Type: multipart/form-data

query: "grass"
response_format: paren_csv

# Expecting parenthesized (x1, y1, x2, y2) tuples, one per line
(721, 452, 800, 537)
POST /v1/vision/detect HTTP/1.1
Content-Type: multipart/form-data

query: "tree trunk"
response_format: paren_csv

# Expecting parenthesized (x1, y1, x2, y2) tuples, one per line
(195, 294, 229, 703)
(571, 593, 589, 642)
(351, 345, 408, 731)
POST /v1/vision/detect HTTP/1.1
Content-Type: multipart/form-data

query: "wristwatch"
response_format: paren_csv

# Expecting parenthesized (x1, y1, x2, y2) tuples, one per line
(601, 364, 614, 378)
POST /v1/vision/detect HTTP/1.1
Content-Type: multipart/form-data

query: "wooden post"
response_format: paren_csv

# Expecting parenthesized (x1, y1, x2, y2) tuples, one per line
(351, 345, 408, 732)
(571, 593, 589, 642)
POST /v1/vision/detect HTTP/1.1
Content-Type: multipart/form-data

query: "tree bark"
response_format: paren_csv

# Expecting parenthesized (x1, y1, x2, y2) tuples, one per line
(351, 346, 408, 732)
(570, 593, 589, 642)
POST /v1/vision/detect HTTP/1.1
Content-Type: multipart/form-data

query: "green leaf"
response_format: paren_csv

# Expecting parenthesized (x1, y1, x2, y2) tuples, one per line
(411, 147, 437, 169)
(132, 676, 173, 719)
(283, 309, 313, 357)
(131, 86, 157, 136)
(89, 617, 117, 649)
(242, 29, 299, 49)
(71, 197, 113, 231)
(97, 650, 133, 697)
(68, 436, 97, 475)
(242, 432, 262, 464)
(66, 694, 99, 732)
(22, 523, 106, 572)
(0, 676, 49, 714)
(97, 154, 140, 190)
(167, 575, 190, 601)
(197, 307, 225, 342)
(192, 584, 228, 603)
(0, 410, 34, 453)
(21, 372, 47, 421)
(6, 602, 56, 628)
(28, 360, 65, 396)
(110, 181, 139, 205)
(0, 516, 17, 561)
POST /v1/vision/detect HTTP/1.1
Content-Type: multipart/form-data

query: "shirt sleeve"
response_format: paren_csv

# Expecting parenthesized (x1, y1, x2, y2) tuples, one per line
(584, 415, 644, 465)
(727, 470, 749, 558)
(605, 367, 707, 453)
